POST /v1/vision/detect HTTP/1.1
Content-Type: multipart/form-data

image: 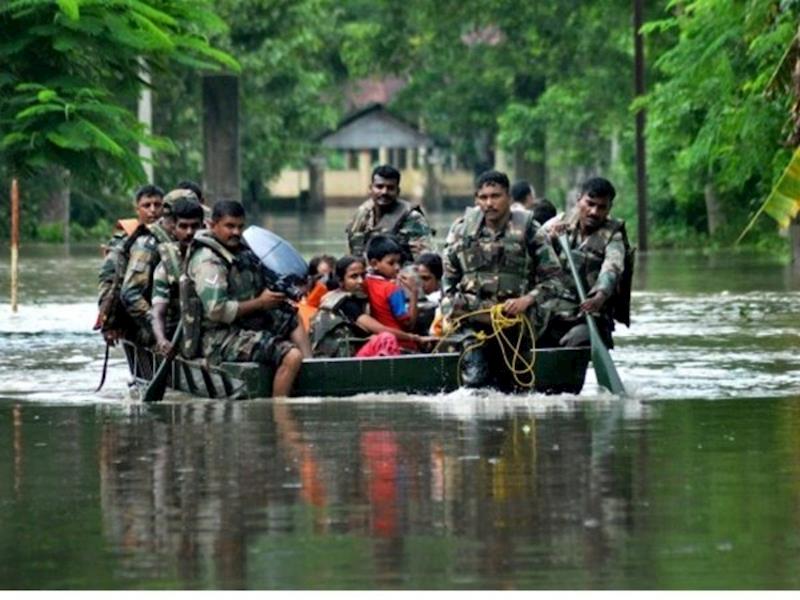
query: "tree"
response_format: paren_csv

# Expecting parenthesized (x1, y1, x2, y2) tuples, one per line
(152, 0, 345, 205)
(0, 0, 237, 237)
(642, 0, 796, 239)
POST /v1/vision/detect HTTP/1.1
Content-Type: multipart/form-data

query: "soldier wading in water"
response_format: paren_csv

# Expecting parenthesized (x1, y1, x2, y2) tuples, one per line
(181, 200, 312, 397)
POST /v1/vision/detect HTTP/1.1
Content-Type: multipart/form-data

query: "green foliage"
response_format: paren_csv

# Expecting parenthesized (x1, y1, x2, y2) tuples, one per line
(0, 0, 237, 237)
(152, 0, 343, 203)
(643, 0, 797, 241)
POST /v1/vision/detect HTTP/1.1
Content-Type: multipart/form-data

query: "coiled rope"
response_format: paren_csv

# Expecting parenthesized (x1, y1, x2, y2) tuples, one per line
(434, 304, 537, 389)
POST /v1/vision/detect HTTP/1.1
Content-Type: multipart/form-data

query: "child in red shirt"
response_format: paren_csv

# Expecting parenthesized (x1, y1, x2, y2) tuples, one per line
(363, 235, 419, 349)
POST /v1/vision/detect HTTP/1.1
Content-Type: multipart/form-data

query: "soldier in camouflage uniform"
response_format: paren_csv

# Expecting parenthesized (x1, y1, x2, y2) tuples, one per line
(170, 179, 212, 225)
(540, 176, 632, 348)
(95, 184, 165, 345)
(346, 164, 434, 264)
(442, 170, 564, 390)
(119, 185, 172, 346)
(151, 197, 204, 355)
(182, 200, 310, 398)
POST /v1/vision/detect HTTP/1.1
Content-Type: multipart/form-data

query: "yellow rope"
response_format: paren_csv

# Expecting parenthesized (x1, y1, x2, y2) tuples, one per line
(434, 304, 537, 389)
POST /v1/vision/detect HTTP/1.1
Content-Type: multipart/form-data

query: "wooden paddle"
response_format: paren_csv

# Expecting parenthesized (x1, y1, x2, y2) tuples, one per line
(557, 234, 626, 395)
(142, 323, 183, 403)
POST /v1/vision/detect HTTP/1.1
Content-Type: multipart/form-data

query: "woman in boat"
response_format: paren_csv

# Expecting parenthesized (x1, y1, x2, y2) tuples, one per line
(309, 255, 432, 358)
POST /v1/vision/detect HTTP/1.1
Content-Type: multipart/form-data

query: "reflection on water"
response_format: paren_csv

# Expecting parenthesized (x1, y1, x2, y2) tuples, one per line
(3, 397, 800, 589)
(1, 208, 800, 588)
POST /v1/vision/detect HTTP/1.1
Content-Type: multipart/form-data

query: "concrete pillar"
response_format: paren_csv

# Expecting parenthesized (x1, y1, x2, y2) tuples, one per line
(423, 147, 443, 211)
(379, 146, 388, 166)
(202, 75, 240, 204)
(359, 149, 371, 191)
(307, 155, 326, 212)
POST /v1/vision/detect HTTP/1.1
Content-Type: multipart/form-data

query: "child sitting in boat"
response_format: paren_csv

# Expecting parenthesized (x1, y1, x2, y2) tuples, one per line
(309, 255, 432, 358)
(413, 252, 443, 335)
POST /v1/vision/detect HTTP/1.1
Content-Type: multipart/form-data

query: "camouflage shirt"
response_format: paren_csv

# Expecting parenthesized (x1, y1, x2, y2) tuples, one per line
(441, 206, 563, 318)
(346, 198, 434, 263)
(542, 210, 628, 318)
(151, 241, 184, 333)
(120, 224, 173, 324)
(97, 230, 127, 309)
(186, 232, 292, 359)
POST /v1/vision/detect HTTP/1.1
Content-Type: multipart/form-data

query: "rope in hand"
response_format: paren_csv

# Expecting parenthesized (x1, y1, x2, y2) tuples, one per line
(433, 303, 537, 389)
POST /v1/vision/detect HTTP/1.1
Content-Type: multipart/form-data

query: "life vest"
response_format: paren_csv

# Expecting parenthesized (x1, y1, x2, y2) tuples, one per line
(179, 232, 265, 358)
(117, 218, 140, 237)
(453, 207, 533, 301)
(309, 289, 368, 357)
(347, 199, 422, 261)
(180, 232, 234, 358)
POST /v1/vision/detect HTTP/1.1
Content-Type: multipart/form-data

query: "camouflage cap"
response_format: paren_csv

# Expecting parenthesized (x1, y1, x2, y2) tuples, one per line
(163, 188, 200, 212)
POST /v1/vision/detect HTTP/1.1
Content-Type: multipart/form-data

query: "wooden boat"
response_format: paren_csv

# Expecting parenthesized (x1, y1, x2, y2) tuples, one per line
(122, 341, 591, 399)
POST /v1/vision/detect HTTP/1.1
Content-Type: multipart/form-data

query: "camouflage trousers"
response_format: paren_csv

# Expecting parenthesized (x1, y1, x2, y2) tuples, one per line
(536, 314, 614, 349)
(202, 309, 299, 368)
(445, 324, 534, 393)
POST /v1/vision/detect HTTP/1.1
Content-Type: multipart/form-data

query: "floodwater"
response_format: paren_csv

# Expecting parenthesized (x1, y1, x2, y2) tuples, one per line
(1, 207, 799, 589)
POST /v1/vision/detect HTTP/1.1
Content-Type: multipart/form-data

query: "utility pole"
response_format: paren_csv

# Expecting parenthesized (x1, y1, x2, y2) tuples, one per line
(634, 0, 648, 252)
(10, 178, 19, 313)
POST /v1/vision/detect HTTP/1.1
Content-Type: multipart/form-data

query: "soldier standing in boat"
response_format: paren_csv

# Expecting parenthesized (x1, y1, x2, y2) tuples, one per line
(441, 170, 564, 390)
(539, 176, 633, 348)
(119, 188, 175, 346)
(346, 164, 434, 264)
(95, 184, 166, 346)
(182, 200, 311, 397)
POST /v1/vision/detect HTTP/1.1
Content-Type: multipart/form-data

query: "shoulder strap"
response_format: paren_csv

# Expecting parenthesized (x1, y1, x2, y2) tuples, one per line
(188, 232, 237, 267)
(122, 223, 151, 254)
(463, 206, 484, 238)
(320, 289, 352, 311)
(148, 222, 173, 245)
(159, 242, 183, 280)
(509, 206, 534, 231)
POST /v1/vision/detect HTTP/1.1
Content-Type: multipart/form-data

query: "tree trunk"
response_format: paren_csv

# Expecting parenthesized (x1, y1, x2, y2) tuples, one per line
(203, 75, 240, 203)
(62, 178, 70, 248)
(790, 215, 800, 269)
(703, 181, 725, 235)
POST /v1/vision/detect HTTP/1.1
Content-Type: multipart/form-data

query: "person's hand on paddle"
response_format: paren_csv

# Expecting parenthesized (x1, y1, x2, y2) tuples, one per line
(547, 221, 568, 238)
(156, 337, 174, 357)
(580, 290, 607, 315)
(102, 329, 121, 346)
(258, 289, 287, 310)
(503, 295, 535, 316)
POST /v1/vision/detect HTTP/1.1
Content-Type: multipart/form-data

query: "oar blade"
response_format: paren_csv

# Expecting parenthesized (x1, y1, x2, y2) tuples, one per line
(142, 364, 170, 403)
(141, 325, 183, 403)
(590, 335, 626, 395)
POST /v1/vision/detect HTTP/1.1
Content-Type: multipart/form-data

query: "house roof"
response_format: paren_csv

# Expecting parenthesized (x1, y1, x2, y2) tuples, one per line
(321, 103, 433, 150)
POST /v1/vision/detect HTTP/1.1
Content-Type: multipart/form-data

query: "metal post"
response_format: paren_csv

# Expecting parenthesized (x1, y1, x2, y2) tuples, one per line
(634, 0, 648, 252)
(138, 57, 154, 182)
(10, 178, 20, 313)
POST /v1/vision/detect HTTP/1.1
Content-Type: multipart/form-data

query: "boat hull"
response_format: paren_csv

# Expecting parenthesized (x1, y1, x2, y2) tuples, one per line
(122, 341, 590, 399)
